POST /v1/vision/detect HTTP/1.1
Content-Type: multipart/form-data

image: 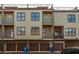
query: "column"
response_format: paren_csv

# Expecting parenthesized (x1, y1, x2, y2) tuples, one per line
(49, 42, 52, 47)
(39, 42, 40, 52)
(51, 26, 53, 38)
(16, 43, 17, 51)
(4, 43, 6, 52)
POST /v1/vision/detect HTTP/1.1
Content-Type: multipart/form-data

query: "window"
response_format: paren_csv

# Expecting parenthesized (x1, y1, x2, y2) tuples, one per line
(31, 12, 39, 21)
(17, 12, 25, 21)
(31, 27, 40, 35)
(68, 14, 76, 22)
(65, 28, 76, 36)
(17, 27, 25, 35)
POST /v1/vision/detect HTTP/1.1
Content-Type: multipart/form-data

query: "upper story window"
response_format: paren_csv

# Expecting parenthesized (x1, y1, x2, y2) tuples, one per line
(65, 28, 76, 36)
(17, 12, 25, 21)
(17, 27, 25, 35)
(68, 14, 76, 22)
(31, 27, 40, 35)
(31, 12, 40, 21)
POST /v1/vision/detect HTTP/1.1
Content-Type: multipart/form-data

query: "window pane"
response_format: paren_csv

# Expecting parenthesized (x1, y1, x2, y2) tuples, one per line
(65, 28, 76, 36)
(17, 12, 25, 21)
(31, 12, 39, 21)
(31, 27, 39, 35)
(68, 15, 76, 22)
(17, 27, 25, 35)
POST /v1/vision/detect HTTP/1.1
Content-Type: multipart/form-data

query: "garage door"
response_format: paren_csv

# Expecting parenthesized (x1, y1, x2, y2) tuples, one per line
(40, 43, 49, 51)
(6, 43, 16, 51)
(17, 43, 26, 51)
(53, 43, 63, 51)
(29, 43, 39, 51)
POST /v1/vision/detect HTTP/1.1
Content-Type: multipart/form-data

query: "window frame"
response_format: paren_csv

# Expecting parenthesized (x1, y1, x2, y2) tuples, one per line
(31, 12, 40, 21)
(17, 12, 26, 21)
(67, 14, 76, 23)
(17, 26, 26, 35)
(65, 28, 76, 36)
(31, 27, 40, 35)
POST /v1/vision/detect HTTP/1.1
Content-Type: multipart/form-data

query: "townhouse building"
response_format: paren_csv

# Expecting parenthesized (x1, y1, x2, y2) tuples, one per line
(0, 4, 78, 53)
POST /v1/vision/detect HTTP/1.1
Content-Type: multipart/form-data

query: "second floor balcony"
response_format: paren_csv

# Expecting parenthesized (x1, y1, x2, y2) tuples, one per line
(0, 25, 14, 39)
(42, 25, 53, 39)
(53, 26, 64, 39)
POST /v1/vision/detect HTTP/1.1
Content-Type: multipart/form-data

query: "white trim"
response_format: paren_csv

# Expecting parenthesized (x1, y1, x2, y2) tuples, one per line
(53, 41, 64, 43)
(3, 51, 50, 53)
(53, 51, 61, 54)
(29, 51, 50, 53)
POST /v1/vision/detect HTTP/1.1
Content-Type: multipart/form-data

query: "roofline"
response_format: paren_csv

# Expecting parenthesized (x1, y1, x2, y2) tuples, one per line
(0, 4, 53, 10)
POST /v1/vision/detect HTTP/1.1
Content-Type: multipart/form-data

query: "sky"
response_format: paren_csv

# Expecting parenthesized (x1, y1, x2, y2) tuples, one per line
(0, 0, 78, 7)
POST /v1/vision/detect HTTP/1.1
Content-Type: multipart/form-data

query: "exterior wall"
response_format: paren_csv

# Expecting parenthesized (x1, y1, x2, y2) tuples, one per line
(54, 11, 79, 39)
(54, 12, 65, 26)
(14, 10, 42, 40)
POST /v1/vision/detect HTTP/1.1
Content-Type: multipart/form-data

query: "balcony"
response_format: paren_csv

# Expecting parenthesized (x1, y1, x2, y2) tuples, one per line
(42, 11, 53, 25)
(43, 16, 53, 25)
(4, 25, 14, 38)
(53, 34, 64, 39)
(53, 26, 64, 40)
(42, 25, 53, 39)
(3, 12, 14, 25)
(3, 18, 14, 25)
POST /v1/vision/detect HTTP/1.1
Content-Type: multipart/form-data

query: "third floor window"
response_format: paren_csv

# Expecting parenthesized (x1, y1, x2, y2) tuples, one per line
(67, 14, 76, 22)
(17, 12, 25, 21)
(31, 12, 40, 21)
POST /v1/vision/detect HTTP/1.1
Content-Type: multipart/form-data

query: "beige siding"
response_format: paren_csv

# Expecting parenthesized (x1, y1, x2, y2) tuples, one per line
(14, 10, 42, 40)
(54, 11, 79, 39)
(54, 12, 65, 26)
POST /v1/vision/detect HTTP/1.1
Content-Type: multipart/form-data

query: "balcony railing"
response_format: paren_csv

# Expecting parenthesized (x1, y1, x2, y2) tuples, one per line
(42, 15, 53, 25)
(4, 31, 14, 38)
(43, 35, 52, 39)
(3, 17, 14, 25)
(53, 34, 64, 39)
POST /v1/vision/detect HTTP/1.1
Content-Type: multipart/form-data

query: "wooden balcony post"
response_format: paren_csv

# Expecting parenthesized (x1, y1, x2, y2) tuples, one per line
(1, 4, 5, 53)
